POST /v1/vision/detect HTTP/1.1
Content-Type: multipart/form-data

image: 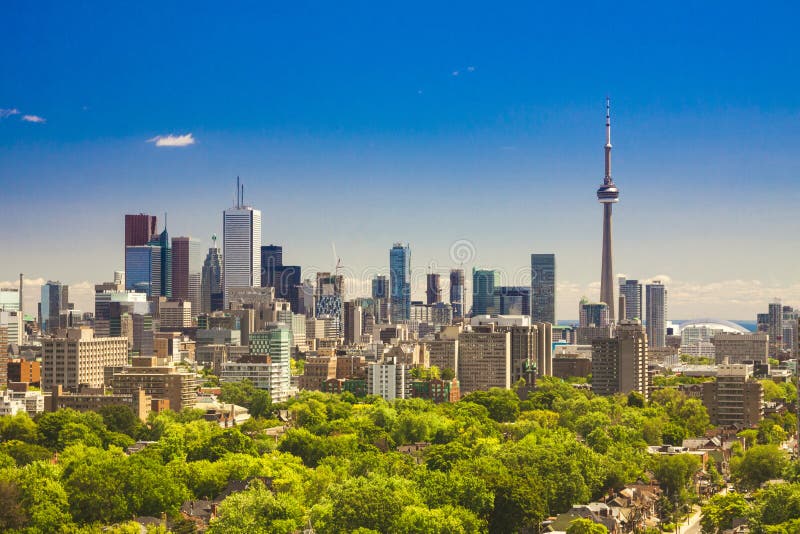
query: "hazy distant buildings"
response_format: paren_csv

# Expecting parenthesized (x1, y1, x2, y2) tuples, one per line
(201, 236, 223, 314)
(390, 243, 411, 322)
(449, 269, 465, 320)
(223, 182, 261, 309)
(618, 277, 642, 322)
(531, 254, 556, 323)
(645, 281, 667, 348)
(591, 319, 649, 400)
(472, 269, 499, 316)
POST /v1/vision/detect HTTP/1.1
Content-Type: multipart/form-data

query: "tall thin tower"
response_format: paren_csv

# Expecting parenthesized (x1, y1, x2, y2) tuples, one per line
(597, 98, 619, 320)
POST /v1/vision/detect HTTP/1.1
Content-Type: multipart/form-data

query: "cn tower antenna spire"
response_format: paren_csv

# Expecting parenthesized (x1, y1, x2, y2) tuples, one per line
(605, 96, 612, 183)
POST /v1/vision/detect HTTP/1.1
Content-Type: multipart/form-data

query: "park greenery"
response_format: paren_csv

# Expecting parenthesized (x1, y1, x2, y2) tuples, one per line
(0, 376, 795, 532)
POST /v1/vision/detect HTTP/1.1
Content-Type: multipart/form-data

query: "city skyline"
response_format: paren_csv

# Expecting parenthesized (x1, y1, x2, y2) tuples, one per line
(3, 3, 800, 318)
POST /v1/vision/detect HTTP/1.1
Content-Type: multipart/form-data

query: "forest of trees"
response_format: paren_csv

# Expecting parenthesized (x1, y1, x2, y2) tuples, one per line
(0, 377, 796, 533)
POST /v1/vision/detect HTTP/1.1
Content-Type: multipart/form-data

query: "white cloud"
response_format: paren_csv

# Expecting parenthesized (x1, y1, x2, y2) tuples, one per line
(147, 133, 196, 147)
(467, 66, 476, 72)
(0, 108, 20, 118)
(451, 71, 460, 76)
(21, 114, 46, 123)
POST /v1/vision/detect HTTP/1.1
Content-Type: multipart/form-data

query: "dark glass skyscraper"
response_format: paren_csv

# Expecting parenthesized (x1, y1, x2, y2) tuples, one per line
(125, 246, 162, 297)
(389, 243, 410, 322)
(372, 275, 389, 324)
(531, 254, 556, 323)
(201, 236, 223, 313)
(40, 281, 69, 333)
(261, 245, 283, 288)
(472, 269, 499, 316)
(497, 286, 531, 316)
(148, 227, 172, 298)
(426, 273, 442, 305)
(449, 269, 465, 319)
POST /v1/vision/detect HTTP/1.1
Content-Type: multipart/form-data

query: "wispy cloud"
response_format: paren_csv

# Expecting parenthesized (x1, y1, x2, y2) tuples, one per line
(147, 133, 196, 147)
(0, 108, 20, 118)
(21, 114, 46, 123)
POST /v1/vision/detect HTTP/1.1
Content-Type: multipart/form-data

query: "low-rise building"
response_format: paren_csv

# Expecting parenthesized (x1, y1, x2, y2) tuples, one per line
(110, 357, 198, 411)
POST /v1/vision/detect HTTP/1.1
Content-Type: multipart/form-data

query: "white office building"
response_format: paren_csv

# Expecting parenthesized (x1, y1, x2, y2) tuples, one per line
(223, 190, 261, 309)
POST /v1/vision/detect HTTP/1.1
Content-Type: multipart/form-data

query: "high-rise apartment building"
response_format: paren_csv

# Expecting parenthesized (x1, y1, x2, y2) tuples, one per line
(40, 281, 69, 333)
(472, 269, 499, 316)
(591, 319, 649, 399)
(171, 236, 201, 314)
(0, 289, 20, 311)
(458, 326, 511, 394)
(344, 301, 363, 345)
(618, 277, 642, 322)
(645, 281, 667, 348)
(201, 236, 223, 314)
(221, 323, 292, 402)
(767, 301, 783, 355)
(41, 328, 128, 391)
(449, 269, 465, 320)
(426, 273, 442, 305)
(390, 243, 411, 322)
(702, 364, 763, 428)
(531, 254, 556, 324)
(223, 182, 261, 309)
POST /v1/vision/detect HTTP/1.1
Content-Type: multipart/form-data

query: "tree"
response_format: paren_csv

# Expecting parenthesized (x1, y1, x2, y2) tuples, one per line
(462, 389, 520, 423)
(700, 493, 749, 533)
(652, 454, 701, 500)
(99, 405, 143, 438)
(440, 368, 456, 381)
(208, 480, 304, 534)
(322, 476, 421, 533)
(732, 444, 789, 490)
(567, 518, 609, 534)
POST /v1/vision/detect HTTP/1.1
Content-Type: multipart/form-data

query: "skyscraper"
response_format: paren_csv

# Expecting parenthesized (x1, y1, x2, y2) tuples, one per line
(579, 298, 610, 327)
(645, 281, 667, 348)
(497, 286, 532, 316)
(390, 243, 411, 322)
(426, 273, 442, 305)
(125, 214, 157, 247)
(172, 236, 201, 314)
(597, 98, 619, 321)
(472, 269, 499, 316)
(201, 235, 223, 313)
(260, 245, 283, 288)
(125, 246, 162, 297)
(223, 180, 262, 309)
(147, 225, 172, 298)
(531, 254, 556, 323)
(39, 281, 69, 333)
(592, 319, 649, 400)
(449, 269, 465, 320)
(618, 277, 642, 322)
(372, 275, 389, 324)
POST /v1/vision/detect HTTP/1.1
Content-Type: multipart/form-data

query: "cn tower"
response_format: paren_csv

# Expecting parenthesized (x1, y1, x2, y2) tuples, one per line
(597, 97, 619, 320)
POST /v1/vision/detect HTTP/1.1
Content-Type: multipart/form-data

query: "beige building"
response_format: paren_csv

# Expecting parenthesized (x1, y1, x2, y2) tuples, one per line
(42, 327, 128, 391)
(702, 364, 763, 428)
(712, 333, 768, 364)
(110, 356, 198, 411)
(428, 338, 458, 374)
(457, 326, 511, 395)
(47, 384, 151, 421)
(591, 319, 649, 400)
(159, 299, 192, 328)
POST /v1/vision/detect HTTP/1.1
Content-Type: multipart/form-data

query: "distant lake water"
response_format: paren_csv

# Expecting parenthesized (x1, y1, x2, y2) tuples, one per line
(558, 319, 758, 332)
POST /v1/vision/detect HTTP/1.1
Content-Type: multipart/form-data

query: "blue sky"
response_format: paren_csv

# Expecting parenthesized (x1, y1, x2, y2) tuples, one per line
(2, 1, 800, 318)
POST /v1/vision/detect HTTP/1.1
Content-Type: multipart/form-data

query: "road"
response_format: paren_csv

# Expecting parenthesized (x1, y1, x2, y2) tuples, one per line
(676, 505, 703, 534)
